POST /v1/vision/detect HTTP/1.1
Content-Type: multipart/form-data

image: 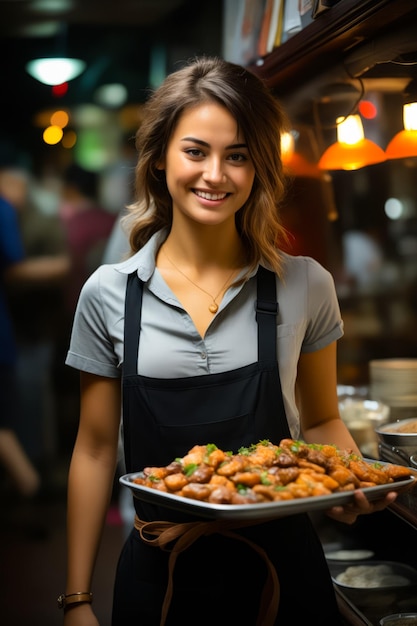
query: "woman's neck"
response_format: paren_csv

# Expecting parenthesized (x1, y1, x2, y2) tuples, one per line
(162, 220, 245, 270)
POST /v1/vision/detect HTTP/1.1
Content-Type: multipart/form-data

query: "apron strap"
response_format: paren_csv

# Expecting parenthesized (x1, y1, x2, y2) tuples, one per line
(256, 266, 279, 363)
(123, 272, 143, 376)
(135, 515, 280, 626)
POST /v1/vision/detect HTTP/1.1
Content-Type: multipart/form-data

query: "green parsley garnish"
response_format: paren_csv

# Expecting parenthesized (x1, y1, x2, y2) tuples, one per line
(260, 471, 272, 485)
(184, 463, 198, 477)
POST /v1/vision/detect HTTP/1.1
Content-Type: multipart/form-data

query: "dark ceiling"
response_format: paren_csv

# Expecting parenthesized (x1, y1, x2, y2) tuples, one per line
(0, 0, 223, 159)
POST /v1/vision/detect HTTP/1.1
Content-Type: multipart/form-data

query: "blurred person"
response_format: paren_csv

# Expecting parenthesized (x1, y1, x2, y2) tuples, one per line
(0, 164, 69, 501)
(100, 148, 136, 265)
(6, 174, 70, 464)
(59, 164, 116, 315)
(102, 211, 129, 265)
(57, 164, 117, 454)
(62, 57, 398, 626)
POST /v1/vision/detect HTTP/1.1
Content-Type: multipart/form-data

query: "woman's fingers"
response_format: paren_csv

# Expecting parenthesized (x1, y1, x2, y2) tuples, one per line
(326, 490, 398, 525)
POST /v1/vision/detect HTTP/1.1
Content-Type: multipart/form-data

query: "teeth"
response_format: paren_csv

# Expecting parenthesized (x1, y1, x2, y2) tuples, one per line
(195, 190, 227, 201)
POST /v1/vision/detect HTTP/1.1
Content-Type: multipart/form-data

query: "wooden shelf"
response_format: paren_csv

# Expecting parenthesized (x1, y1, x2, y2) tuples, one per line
(249, 0, 417, 93)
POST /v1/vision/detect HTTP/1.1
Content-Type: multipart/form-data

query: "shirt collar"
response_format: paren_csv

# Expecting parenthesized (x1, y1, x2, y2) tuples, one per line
(115, 229, 168, 281)
(115, 228, 264, 283)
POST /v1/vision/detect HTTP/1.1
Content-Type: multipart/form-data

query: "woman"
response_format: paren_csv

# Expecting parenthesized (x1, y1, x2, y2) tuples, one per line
(61, 57, 397, 626)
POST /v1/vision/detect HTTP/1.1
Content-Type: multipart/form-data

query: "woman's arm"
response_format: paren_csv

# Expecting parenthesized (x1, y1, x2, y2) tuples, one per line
(296, 342, 397, 524)
(296, 342, 360, 452)
(63, 372, 121, 626)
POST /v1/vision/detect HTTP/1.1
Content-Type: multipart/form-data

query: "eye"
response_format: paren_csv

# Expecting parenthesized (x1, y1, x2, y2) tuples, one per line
(227, 152, 249, 163)
(184, 148, 204, 158)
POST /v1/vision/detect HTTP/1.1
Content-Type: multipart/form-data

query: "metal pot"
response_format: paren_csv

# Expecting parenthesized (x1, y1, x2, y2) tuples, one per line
(375, 418, 417, 466)
(378, 442, 417, 468)
(379, 614, 417, 625)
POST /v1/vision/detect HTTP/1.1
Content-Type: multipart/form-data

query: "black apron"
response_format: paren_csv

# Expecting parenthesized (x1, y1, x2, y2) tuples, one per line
(112, 266, 342, 625)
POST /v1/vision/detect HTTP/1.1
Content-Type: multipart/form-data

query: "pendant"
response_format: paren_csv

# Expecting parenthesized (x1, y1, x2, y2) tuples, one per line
(208, 302, 218, 314)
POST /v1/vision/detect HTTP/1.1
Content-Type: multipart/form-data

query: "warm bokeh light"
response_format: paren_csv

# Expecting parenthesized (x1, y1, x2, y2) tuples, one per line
(33, 109, 58, 127)
(403, 102, 417, 131)
(118, 104, 144, 130)
(280, 131, 295, 161)
(358, 100, 377, 119)
(50, 109, 69, 128)
(52, 82, 69, 97)
(61, 130, 77, 149)
(43, 125, 64, 145)
(336, 115, 364, 144)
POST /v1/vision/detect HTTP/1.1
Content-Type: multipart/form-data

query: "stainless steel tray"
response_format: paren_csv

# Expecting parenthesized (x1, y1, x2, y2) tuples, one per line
(119, 471, 415, 521)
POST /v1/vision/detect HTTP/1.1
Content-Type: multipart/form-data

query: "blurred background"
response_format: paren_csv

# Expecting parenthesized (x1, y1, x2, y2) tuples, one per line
(0, 0, 223, 160)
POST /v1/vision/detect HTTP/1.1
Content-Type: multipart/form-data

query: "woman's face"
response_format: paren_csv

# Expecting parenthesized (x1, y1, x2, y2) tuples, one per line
(159, 102, 256, 228)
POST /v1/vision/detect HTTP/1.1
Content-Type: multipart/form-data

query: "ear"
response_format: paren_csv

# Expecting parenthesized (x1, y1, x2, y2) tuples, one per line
(155, 158, 165, 171)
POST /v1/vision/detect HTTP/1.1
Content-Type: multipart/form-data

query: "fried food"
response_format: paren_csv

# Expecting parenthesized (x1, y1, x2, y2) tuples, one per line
(133, 439, 414, 505)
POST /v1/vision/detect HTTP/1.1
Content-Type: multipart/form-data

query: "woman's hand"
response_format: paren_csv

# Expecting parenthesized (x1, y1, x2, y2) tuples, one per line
(326, 489, 398, 525)
(63, 603, 100, 626)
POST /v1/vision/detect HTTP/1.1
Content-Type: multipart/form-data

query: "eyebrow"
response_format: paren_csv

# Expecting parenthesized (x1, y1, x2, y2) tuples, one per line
(180, 137, 248, 150)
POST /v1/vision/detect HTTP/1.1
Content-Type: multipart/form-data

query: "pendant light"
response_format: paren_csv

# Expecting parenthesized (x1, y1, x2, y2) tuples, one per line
(318, 114, 386, 171)
(26, 57, 86, 86)
(385, 96, 417, 160)
(25, 23, 86, 86)
(281, 131, 323, 178)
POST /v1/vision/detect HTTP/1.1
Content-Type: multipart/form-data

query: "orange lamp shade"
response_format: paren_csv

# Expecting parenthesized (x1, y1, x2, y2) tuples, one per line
(280, 131, 323, 178)
(284, 152, 323, 178)
(318, 138, 387, 170)
(318, 115, 386, 170)
(385, 130, 417, 159)
(385, 102, 417, 159)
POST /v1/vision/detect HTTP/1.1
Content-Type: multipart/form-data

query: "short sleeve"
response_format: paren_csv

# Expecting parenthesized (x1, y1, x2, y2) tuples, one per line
(301, 257, 344, 353)
(65, 265, 125, 377)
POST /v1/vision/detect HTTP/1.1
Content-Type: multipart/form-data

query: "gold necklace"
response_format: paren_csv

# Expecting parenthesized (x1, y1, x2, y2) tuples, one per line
(161, 247, 238, 314)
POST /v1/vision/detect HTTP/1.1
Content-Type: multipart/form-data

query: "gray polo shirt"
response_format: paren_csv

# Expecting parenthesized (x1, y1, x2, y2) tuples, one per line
(66, 229, 343, 438)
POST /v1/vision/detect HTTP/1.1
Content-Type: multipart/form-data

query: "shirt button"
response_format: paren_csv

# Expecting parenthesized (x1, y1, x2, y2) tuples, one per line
(200, 352, 207, 360)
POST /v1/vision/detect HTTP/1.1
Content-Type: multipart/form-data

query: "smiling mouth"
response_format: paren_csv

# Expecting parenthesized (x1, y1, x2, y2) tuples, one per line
(194, 190, 229, 201)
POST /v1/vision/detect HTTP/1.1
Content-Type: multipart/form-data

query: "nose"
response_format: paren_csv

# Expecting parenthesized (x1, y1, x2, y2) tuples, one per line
(202, 157, 226, 184)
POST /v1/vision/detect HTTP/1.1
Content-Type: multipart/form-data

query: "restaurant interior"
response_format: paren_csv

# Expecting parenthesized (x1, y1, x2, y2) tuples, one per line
(1, 1, 417, 625)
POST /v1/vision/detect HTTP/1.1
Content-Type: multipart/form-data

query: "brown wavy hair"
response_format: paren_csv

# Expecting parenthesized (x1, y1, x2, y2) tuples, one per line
(122, 55, 290, 277)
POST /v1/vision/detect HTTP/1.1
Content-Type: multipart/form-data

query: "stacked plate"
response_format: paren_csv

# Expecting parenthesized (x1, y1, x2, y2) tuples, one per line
(369, 359, 417, 420)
